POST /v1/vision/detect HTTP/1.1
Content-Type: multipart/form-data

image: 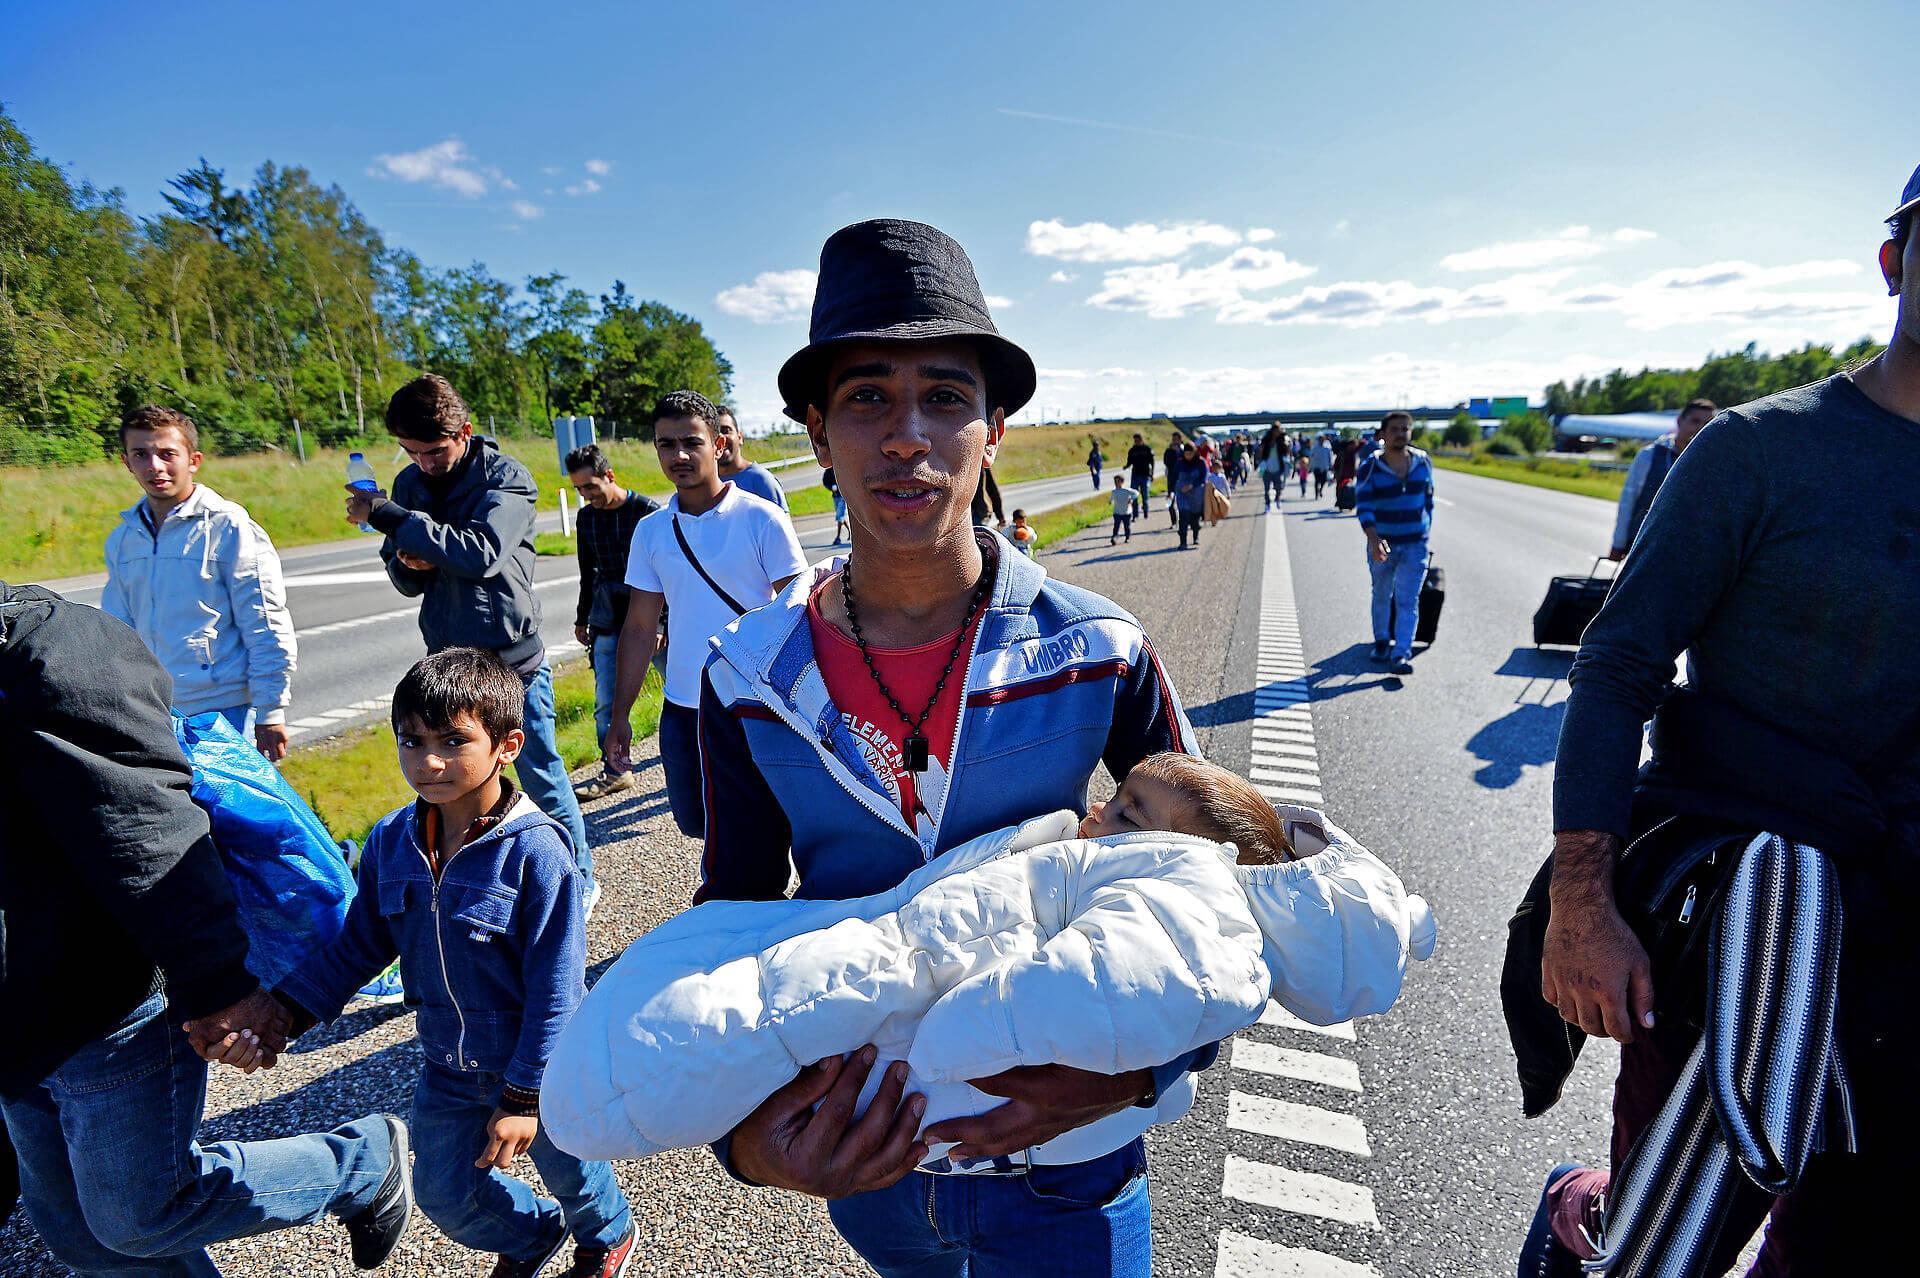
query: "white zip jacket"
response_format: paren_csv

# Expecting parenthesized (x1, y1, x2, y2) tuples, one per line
(544, 806, 1435, 1165)
(101, 484, 297, 722)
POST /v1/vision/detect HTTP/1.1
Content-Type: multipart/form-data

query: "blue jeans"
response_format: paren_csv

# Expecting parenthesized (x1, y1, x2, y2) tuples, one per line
(657, 700, 704, 838)
(409, 1060, 628, 1259)
(1260, 470, 1285, 505)
(1368, 538, 1430, 660)
(0, 991, 392, 1276)
(515, 662, 592, 875)
(828, 1140, 1150, 1278)
(1129, 472, 1151, 518)
(589, 633, 623, 773)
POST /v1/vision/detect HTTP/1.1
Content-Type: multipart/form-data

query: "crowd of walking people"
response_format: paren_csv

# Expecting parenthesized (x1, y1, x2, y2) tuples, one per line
(2, 160, 1917, 1278)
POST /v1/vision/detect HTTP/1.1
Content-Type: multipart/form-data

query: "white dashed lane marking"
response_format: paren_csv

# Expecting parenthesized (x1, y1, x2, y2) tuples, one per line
(282, 631, 584, 742)
(1210, 507, 1388, 1275)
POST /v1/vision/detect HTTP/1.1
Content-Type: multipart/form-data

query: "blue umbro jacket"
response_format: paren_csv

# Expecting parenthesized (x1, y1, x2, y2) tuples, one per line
(695, 533, 1200, 904)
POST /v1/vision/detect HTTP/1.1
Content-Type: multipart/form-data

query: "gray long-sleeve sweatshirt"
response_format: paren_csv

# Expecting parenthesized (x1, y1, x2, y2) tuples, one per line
(1554, 374, 1920, 837)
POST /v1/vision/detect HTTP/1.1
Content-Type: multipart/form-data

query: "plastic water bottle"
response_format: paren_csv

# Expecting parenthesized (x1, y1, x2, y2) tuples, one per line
(347, 452, 379, 533)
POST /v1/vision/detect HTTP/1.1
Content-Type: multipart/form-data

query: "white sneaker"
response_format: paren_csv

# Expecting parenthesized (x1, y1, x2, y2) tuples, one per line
(584, 879, 603, 921)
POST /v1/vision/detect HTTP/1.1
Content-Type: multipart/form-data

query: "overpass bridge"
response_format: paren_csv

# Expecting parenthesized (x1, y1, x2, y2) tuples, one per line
(1164, 407, 1470, 433)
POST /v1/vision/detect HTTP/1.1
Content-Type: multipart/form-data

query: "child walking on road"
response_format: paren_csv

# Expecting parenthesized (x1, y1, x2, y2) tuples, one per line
(1109, 473, 1136, 544)
(206, 649, 637, 1278)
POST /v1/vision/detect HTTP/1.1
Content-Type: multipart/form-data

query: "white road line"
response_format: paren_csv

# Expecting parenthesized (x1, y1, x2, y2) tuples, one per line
(1251, 741, 1321, 759)
(1255, 783, 1325, 805)
(1231, 1037, 1363, 1092)
(1215, 1231, 1382, 1278)
(1227, 1091, 1372, 1157)
(1258, 1003, 1357, 1041)
(293, 575, 578, 638)
(1222, 1155, 1381, 1228)
(283, 571, 396, 587)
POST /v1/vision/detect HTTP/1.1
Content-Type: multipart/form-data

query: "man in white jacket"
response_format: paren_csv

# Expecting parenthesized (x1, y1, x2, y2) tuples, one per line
(102, 406, 297, 760)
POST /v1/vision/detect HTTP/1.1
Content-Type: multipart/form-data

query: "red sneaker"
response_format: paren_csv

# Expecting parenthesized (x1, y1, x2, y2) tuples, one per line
(564, 1225, 635, 1278)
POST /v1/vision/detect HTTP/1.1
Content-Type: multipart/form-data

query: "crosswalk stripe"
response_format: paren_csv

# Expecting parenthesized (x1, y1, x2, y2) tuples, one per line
(1215, 1231, 1382, 1278)
(1252, 766, 1323, 787)
(1231, 1039, 1362, 1091)
(1255, 783, 1325, 805)
(1251, 741, 1321, 759)
(1222, 1155, 1381, 1228)
(1227, 1090, 1372, 1157)
(1258, 1003, 1357, 1040)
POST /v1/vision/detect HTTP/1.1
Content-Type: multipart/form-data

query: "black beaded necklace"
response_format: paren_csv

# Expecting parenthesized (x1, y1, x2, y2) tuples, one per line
(840, 556, 992, 775)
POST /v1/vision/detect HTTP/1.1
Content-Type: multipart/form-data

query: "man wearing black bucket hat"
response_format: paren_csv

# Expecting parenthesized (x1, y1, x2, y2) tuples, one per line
(1513, 167, 1920, 1273)
(692, 219, 1205, 1275)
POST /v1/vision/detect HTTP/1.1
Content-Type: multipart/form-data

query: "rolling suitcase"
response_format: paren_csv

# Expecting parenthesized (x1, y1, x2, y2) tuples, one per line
(1534, 558, 1616, 647)
(1335, 482, 1356, 511)
(1415, 561, 1445, 645)
(1387, 556, 1446, 647)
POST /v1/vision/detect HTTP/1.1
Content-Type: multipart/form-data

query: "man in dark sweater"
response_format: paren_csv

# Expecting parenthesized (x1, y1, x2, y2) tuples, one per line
(0, 582, 412, 1273)
(349, 375, 594, 875)
(1125, 433, 1155, 518)
(565, 444, 659, 802)
(1523, 165, 1920, 1273)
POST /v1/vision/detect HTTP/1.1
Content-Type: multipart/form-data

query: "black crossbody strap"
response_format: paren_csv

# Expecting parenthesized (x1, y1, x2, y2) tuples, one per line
(673, 515, 747, 616)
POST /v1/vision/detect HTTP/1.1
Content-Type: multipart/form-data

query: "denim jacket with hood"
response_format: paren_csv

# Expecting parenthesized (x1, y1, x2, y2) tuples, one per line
(278, 791, 587, 1094)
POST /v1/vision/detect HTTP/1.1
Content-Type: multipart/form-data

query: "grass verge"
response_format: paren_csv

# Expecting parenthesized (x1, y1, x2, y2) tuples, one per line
(280, 660, 665, 845)
(4, 433, 812, 581)
(1430, 452, 1624, 502)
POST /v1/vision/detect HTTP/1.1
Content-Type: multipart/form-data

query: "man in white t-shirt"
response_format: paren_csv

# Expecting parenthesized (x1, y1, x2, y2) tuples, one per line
(606, 389, 807, 837)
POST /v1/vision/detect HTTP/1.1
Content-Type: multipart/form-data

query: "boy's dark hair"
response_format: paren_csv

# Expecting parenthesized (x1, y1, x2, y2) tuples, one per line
(392, 648, 524, 744)
(1683, 397, 1718, 417)
(565, 443, 613, 477)
(713, 404, 739, 428)
(653, 389, 718, 431)
(1381, 410, 1414, 429)
(385, 374, 471, 441)
(1011, 508, 1027, 520)
(120, 405, 199, 453)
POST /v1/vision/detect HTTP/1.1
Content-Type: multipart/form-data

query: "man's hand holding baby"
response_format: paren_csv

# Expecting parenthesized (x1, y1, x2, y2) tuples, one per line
(922, 1063, 1153, 1160)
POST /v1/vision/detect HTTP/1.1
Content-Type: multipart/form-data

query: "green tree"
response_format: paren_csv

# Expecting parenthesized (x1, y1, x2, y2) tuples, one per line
(1443, 413, 1477, 447)
(524, 272, 594, 424)
(591, 282, 733, 437)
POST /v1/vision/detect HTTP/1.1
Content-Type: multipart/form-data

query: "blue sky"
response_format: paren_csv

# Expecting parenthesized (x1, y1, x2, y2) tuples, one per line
(7, 0, 1913, 429)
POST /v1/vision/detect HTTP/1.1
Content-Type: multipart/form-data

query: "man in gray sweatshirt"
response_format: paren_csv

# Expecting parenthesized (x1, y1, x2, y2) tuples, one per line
(1522, 165, 1920, 1274)
(349, 375, 594, 877)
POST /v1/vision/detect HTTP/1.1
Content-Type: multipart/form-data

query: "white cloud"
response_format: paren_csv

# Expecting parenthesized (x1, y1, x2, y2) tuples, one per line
(564, 178, 603, 197)
(367, 138, 490, 197)
(1086, 247, 1318, 318)
(985, 295, 1015, 309)
(585, 158, 612, 176)
(1026, 218, 1243, 263)
(1331, 219, 1352, 236)
(1205, 258, 1877, 334)
(541, 165, 563, 177)
(1048, 270, 1077, 284)
(509, 200, 543, 220)
(1441, 225, 1660, 272)
(715, 269, 816, 323)
(1246, 227, 1277, 243)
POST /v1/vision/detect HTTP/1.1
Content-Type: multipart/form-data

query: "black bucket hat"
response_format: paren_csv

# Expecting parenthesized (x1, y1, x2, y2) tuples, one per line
(778, 219, 1036, 423)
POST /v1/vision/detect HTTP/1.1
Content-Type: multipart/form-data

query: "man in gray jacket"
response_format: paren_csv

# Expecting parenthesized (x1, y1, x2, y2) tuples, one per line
(1606, 398, 1715, 560)
(348, 374, 593, 876)
(103, 406, 297, 760)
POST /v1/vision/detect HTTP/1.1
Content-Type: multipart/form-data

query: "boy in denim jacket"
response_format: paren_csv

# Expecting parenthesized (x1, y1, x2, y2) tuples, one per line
(215, 648, 634, 1277)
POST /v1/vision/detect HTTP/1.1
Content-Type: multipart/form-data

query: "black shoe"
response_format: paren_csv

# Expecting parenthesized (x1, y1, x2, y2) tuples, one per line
(344, 1115, 414, 1270)
(1388, 658, 1415, 675)
(489, 1220, 570, 1278)
(1370, 640, 1390, 662)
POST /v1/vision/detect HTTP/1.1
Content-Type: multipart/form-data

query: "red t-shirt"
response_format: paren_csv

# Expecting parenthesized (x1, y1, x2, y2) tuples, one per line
(807, 576, 983, 840)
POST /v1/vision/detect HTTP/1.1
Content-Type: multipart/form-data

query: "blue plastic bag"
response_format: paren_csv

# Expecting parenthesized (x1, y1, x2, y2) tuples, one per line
(172, 712, 356, 987)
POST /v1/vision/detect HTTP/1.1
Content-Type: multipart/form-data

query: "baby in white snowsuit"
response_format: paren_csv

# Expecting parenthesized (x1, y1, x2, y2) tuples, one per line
(544, 755, 1435, 1163)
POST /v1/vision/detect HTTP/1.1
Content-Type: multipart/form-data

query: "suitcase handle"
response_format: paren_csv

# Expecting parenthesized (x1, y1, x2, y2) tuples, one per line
(1590, 556, 1620, 579)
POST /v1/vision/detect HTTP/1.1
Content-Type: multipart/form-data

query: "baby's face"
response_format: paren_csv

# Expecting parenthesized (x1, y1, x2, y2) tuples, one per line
(1079, 773, 1193, 840)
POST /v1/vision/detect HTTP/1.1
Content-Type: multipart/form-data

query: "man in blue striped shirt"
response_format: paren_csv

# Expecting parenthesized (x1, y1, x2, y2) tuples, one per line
(1355, 411, 1434, 675)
